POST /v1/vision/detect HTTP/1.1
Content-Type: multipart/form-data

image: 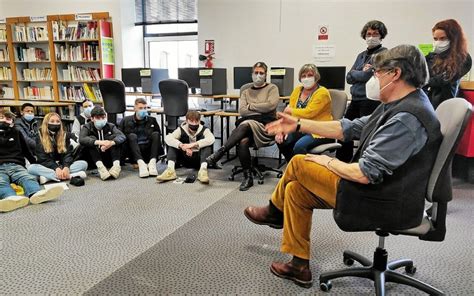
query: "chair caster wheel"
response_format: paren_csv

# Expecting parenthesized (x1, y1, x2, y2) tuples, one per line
(320, 281, 332, 292)
(258, 180, 264, 185)
(277, 173, 282, 178)
(343, 257, 354, 266)
(228, 176, 234, 181)
(405, 265, 417, 275)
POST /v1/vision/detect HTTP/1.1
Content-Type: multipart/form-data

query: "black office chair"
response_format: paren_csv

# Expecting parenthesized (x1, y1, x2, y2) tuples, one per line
(99, 79, 126, 125)
(319, 98, 472, 295)
(159, 79, 189, 133)
(229, 83, 283, 185)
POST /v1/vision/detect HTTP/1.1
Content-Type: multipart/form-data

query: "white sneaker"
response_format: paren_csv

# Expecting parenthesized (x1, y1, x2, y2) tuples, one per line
(0, 196, 29, 213)
(197, 168, 210, 184)
(97, 166, 111, 180)
(109, 165, 121, 179)
(156, 168, 177, 182)
(39, 176, 48, 185)
(148, 159, 158, 176)
(138, 160, 149, 178)
(30, 186, 64, 205)
(70, 171, 87, 179)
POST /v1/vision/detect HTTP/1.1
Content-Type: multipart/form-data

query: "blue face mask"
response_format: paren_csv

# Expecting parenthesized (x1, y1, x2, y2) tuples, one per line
(83, 106, 93, 118)
(24, 114, 35, 122)
(94, 119, 107, 130)
(136, 109, 148, 120)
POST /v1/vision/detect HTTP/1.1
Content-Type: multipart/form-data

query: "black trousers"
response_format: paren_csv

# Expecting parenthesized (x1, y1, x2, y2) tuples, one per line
(336, 99, 380, 162)
(167, 145, 213, 169)
(126, 132, 163, 163)
(86, 145, 122, 167)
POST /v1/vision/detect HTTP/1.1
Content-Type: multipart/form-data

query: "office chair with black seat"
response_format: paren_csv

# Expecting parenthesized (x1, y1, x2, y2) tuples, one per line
(319, 98, 472, 296)
(99, 79, 126, 125)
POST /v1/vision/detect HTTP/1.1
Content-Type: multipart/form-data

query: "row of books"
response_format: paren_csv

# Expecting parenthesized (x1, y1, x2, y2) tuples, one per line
(22, 85, 53, 100)
(14, 25, 49, 42)
(0, 28, 6, 42)
(60, 84, 102, 102)
(15, 46, 49, 62)
(54, 43, 99, 61)
(52, 21, 98, 41)
(0, 67, 12, 80)
(0, 48, 9, 62)
(60, 65, 100, 81)
(22, 67, 52, 81)
(0, 85, 14, 98)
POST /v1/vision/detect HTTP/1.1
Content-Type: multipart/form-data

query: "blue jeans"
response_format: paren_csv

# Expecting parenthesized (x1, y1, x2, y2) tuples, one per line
(278, 132, 334, 161)
(0, 163, 41, 199)
(28, 161, 88, 182)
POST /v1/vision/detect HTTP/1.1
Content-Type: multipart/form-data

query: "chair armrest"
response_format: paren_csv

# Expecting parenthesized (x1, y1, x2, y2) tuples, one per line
(309, 143, 342, 154)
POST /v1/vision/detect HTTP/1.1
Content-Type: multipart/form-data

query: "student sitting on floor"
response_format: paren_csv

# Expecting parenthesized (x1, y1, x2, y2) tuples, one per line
(0, 110, 64, 213)
(79, 106, 126, 180)
(14, 102, 39, 154)
(157, 111, 215, 184)
(28, 112, 88, 185)
(120, 98, 164, 178)
(72, 99, 94, 140)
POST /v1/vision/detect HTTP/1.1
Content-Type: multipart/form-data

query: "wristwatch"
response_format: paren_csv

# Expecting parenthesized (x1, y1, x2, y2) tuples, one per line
(295, 118, 301, 132)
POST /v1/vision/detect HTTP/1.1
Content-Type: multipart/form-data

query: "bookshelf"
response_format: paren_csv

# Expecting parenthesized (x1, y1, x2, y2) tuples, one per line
(0, 12, 113, 105)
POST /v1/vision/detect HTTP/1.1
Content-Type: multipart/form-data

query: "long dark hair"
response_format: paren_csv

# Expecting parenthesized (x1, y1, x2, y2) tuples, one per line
(431, 19, 468, 80)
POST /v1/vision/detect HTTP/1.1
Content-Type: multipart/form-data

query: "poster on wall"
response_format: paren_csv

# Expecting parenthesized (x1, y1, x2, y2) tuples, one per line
(318, 25, 329, 41)
(101, 37, 115, 65)
(205, 40, 215, 55)
(313, 44, 336, 62)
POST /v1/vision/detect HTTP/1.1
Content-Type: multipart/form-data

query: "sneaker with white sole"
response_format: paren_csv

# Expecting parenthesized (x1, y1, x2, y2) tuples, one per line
(197, 168, 209, 184)
(97, 166, 111, 180)
(148, 160, 158, 176)
(109, 165, 121, 179)
(70, 171, 87, 179)
(138, 160, 149, 178)
(0, 196, 29, 213)
(39, 176, 48, 185)
(156, 168, 177, 182)
(30, 186, 64, 205)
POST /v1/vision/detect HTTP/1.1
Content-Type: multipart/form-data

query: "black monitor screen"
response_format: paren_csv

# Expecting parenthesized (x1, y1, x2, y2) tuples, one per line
(233, 67, 253, 89)
(317, 66, 346, 90)
(121, 68, 142, 88)
(178, 68, 201, 89)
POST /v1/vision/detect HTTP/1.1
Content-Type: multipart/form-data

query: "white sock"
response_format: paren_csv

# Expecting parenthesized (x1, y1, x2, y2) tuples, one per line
(200, 162, 207, 169)
(168, 160, 175, 170)
(96, 161, 105, 168)
(113, 160, 120, 167)
(137, 159, 146, 166)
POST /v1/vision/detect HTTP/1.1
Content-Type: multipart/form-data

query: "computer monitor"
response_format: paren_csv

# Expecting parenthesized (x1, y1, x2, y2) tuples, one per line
(121, 68, 143, 90)
(178, 67, 200, 93)
(233, 67, 253, 89)
(317, 66, 346, 90)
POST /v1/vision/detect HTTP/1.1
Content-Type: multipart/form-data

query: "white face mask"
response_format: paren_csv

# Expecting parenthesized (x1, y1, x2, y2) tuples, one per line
(432, 40, 450, 54)
(252, 73, 266, 87)
(365, 72, 393, 101)
(301, 77, 316, 89)
(366, 36, 381, 49)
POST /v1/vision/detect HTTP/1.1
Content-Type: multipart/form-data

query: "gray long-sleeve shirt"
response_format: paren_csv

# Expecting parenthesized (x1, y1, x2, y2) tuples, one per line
(341, 103, 428, 184)
(239, 83, 279, 116)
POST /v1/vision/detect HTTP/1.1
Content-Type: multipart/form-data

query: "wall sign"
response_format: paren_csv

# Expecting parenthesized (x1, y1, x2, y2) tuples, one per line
(318, 25, 329, 41)
(204, 40, 215, 55)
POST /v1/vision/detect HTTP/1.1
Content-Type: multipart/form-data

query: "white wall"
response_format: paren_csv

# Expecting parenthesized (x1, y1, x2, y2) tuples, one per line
(0, 0, 145, 78)
(198, 0, 474, 92)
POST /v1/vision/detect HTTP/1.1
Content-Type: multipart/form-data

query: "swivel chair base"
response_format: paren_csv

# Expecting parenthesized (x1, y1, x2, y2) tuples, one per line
(228, 157, 282, 185)
(319, 234, 444, 296)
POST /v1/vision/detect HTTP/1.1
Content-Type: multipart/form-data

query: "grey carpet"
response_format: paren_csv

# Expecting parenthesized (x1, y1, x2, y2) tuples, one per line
(84, 178, 474, 295)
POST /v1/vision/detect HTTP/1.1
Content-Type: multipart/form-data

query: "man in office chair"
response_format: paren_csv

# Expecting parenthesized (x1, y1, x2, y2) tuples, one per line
(120, 98, 164, 178)
(243, 45, 442, 288)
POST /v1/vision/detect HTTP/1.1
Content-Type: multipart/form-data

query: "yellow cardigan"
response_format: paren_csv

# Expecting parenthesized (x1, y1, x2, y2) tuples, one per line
(289, 85, 333, 138)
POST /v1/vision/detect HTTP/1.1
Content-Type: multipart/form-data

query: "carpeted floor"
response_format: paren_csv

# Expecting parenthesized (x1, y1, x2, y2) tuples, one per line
(1, 161, 473, 295)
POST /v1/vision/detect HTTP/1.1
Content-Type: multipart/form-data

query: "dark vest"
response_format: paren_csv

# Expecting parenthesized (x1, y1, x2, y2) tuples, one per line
(77, 115, 90, 126)
(178, 126, 207, 144)
(334, 90, 442, 231)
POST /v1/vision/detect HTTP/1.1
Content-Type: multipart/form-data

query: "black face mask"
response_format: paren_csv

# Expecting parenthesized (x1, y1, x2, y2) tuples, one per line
(188, 124, 199, 131)
(0, 122, 11, 132)
(48, 124, 61, 133)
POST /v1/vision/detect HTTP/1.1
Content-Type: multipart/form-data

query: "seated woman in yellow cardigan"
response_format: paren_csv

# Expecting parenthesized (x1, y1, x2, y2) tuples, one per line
(276, 64, 333, 161)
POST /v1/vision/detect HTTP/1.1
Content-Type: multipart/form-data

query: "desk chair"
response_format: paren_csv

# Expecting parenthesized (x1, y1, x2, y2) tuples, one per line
(229, 83, 283, 187)
(159, 79, 189, 133)
(308, 89, 348, 155)
(319, 98, 472, 295)
(99, 79, 126, 125)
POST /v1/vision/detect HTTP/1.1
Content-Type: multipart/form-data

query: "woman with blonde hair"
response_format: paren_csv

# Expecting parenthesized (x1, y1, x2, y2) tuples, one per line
(28, 112, 88, 184)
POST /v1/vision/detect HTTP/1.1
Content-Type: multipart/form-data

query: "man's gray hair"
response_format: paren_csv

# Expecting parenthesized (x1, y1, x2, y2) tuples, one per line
(372, 44, 429, 88)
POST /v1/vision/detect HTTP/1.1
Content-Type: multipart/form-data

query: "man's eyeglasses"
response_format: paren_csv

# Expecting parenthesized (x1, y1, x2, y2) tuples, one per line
(253, 71, 265, 75)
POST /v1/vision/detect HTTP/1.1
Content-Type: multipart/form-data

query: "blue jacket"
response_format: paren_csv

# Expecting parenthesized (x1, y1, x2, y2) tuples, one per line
(346, 45, 386, 101)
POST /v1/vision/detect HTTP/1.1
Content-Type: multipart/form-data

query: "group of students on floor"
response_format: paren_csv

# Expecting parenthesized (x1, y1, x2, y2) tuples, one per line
(0, 16, 472, 290)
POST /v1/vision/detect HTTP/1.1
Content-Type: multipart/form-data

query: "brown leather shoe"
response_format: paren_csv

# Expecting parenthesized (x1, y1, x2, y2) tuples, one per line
(244, 205, 283, 229)
(270, 261, 312, 288)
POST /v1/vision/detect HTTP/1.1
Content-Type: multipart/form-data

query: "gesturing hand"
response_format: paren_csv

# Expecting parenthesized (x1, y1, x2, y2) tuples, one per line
(266, 112, 298, 136)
